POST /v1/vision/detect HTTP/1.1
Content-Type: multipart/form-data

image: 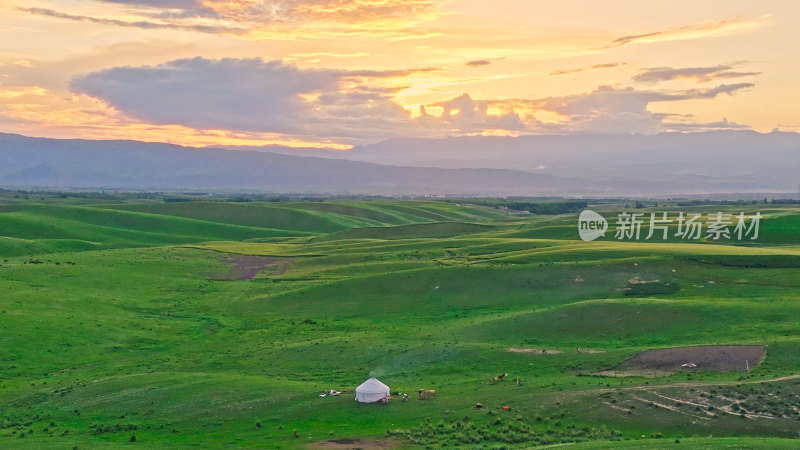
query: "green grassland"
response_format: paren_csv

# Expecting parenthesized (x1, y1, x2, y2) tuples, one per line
(1, 198, 800, 448)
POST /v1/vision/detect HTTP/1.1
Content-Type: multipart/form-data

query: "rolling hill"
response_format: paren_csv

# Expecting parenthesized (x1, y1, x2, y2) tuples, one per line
(3, 197, 800, 447)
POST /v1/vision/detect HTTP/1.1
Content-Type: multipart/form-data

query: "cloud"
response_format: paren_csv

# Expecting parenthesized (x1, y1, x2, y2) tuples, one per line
(203, 0, 438, 25)
(95, 0, 217, 16)
(661, 117, 750, 132)
(424, 94, 530, 132)
(465, 57, 505, 67)
(550, 62, 626, 76)
(0, 85, 48, 99)
(633, 64, 760, 83)
(591, 63, 624, 69)
(527, 83, 754, 134)
(70, 58, 756, 143)
(19, 1, 441, 40)
(69, 57, 435, 142)
(97, 0, 206, 7)
(605, 15, 771, 48)
(287, 52, 371, 59)
(19, 7, 241, 34)
(683, 82, 754, 98)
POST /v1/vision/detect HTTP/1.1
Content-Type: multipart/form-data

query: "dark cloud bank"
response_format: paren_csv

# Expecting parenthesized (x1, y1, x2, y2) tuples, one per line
(70, 57, 756, 143)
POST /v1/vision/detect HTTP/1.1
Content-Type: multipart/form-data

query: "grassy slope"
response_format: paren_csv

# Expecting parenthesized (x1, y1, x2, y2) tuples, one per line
(100, 200, 506, 230)
(1, 200, 800, 447)
(0, 203, 313, 256)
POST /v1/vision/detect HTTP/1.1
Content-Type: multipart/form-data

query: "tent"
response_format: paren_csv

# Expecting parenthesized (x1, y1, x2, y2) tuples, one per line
(354, 377, 390, 403)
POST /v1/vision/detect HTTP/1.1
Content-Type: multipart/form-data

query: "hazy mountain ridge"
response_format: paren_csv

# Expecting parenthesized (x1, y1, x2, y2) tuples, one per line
(0, 133, 588, 195)
(2, 131, 799, 195)
(218, 131, 800, 194)
(331, 131, 800, 181)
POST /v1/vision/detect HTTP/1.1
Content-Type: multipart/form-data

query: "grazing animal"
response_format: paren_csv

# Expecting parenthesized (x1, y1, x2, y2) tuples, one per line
(493, 373, 508, 381)
(418, 389, 436, 400)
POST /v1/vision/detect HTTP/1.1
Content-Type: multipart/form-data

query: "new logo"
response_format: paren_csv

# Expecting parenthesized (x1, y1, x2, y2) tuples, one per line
(578, 210, 608, 241)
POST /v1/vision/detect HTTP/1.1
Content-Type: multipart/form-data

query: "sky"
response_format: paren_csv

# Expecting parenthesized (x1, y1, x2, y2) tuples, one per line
(0, 0, 797, 148)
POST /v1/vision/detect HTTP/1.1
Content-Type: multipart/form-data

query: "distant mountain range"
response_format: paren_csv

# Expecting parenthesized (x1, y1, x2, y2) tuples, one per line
(1, 131, 799, 196)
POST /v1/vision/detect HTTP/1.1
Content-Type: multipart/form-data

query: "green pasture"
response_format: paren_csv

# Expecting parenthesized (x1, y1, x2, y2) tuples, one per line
(1, 198, 800, 447)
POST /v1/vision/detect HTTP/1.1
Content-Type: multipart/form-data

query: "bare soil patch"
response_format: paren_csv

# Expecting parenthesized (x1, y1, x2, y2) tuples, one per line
(209, 255, 291, 280)
(611, 345, 765, 376)
(506, 348, 563, 354)
(312, 438, 401, 449)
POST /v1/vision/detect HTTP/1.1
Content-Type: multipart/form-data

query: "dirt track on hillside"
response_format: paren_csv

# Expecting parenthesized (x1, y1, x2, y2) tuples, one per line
(613, 345, 765, 376)
(209, 255, 291, 280)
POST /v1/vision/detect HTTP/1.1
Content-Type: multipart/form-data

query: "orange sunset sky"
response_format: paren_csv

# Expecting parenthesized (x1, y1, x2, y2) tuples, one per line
(0, 0, 797, 149)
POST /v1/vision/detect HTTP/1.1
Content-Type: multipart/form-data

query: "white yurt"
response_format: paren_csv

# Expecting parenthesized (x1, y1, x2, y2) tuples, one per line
(354, 377, 390, 403)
